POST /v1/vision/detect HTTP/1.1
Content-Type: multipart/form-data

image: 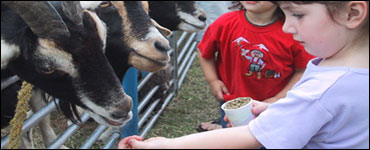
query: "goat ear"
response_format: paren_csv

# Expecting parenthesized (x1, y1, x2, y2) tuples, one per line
(151, 19, 173, 37)
(143, 1, 172, 37)
(1, 41, 20, 69)
(141, 1, 149, 14)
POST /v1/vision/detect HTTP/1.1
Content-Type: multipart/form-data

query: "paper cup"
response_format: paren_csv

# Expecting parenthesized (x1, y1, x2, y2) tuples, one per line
(221, 97, 253, 127)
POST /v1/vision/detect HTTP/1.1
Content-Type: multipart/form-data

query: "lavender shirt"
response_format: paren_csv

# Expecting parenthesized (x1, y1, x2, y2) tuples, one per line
(249, 58, 369, 149)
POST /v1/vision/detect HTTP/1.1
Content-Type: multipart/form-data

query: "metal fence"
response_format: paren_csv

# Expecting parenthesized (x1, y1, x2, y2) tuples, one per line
(1, 31, 199, 149)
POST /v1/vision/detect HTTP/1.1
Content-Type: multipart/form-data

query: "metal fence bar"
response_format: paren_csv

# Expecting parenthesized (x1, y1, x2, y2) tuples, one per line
(1, 75, 20, 91)
(137, 72, 154, 91)
(138, 85, 160, 113)
(177, 42, 198, 77)
(79, 125, 108, 149)
(22, 100, 58, 133)
(0, 136, 8, 149)
(1, 99, 59, 149)
(167, 48, 174, 56)
(177, 33, 197, 63)
(176, 32, 188, 46)
(171, 32, 179, 94)
(47, 113, 91, 149)
(138, 98, 161, 128)
(178, 52, 197, 88)
(102, 133, 120, 149)
(139, 93, 175, 139)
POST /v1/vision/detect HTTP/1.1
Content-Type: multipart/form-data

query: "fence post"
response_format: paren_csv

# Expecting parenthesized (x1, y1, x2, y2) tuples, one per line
(121, 67, 139, 138)
(170, 32, 179, 94)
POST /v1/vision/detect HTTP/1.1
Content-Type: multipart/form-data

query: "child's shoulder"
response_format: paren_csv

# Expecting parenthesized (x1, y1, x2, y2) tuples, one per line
(292, 59, 368, 101)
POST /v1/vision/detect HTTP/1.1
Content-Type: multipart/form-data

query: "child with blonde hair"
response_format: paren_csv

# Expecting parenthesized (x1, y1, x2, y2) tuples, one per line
(119, 1, 369, 149)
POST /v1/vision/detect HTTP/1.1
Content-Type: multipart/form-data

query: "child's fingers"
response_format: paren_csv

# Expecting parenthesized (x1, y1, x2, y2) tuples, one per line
(251, 101, 269, 116)
(118, 139, 130, 149)
(221, 84, 230, 95)
(224, 116, 232, 127)
(118, 137, 130, 149)
(223, 116, 229, 122)
(217, 94, 224, 101)
(128, 139, 146, 149)
(118, 136, 143, 149)
(129, 137, 165, 149)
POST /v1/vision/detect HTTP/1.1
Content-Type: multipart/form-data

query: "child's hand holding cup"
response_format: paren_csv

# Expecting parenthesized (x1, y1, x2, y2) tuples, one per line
(221, 97, 254, 127)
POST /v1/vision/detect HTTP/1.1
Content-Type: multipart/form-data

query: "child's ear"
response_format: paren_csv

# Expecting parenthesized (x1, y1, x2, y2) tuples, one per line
(345, 1, 368, 29)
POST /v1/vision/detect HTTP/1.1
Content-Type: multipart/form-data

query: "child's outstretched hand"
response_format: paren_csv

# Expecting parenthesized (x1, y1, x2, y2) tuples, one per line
(131, 137, 170, 149)
(118, 135, 143, 149)
(118, 136, 170, 149)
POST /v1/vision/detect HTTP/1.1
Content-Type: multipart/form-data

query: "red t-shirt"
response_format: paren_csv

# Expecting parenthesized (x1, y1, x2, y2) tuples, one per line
(198, 10, 315, 101)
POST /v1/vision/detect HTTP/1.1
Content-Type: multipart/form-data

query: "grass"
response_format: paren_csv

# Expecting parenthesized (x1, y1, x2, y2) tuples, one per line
(145, 58, 219, 138)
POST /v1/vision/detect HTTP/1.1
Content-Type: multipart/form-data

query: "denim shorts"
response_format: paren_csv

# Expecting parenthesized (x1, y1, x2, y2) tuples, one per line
(219, 101, 227, 128)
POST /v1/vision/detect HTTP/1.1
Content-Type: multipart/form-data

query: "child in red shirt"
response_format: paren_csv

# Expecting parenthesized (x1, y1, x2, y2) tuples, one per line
(197, 1, 314, 129)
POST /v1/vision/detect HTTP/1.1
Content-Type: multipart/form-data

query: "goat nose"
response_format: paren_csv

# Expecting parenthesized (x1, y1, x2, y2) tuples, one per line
(154, 41, 170, 52)
(198, 15, 207, 22)
(111, 111, 129, 120)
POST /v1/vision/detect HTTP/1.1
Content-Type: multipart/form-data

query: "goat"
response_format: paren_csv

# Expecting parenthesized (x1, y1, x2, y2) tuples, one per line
(148, 1, 207, 32)
(77, 1, 173, 142)
(81, 1, 171, 80)
(137, 1, 208, 113)
(137, 1, 208, 108)
(1, 1, 132, 127)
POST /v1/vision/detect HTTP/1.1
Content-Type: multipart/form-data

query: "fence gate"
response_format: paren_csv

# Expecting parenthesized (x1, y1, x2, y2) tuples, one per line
(1, 31, 200, 149)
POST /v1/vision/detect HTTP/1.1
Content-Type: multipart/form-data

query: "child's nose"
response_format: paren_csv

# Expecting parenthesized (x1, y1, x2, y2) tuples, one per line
(282, 21, 297, 34)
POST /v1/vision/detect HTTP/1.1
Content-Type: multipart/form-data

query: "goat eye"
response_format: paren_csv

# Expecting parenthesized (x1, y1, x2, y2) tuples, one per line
(99, 1, 111, 7)
(40, 67, 56, 75)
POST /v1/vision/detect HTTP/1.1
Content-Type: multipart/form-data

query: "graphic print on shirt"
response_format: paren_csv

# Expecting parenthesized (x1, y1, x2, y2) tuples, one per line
(233, 37, 280, 79)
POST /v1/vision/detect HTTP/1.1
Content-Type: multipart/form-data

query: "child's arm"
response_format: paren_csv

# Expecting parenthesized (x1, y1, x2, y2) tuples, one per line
(128, 125, 262, 149)
(197, 51, 218, 83)
(198, 51, 229, 101)
(263, 68, 305, 103)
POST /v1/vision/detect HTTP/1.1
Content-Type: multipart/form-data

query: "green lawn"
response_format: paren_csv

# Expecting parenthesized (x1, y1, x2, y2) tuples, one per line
(145, 58, 219, 138)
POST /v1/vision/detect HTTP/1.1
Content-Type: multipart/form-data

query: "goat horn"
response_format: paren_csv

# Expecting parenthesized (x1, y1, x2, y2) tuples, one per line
(2, 1, 70, 39)
(61, 1, 84, 28)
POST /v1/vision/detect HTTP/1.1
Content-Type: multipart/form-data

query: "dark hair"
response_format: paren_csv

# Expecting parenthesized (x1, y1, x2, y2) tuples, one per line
(229, 1, 285, 20)
(228, 1, 243, 10)
(274, 1, 369, 34)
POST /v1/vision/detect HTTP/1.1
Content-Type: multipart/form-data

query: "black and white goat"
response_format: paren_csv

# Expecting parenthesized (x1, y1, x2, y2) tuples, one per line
(148, 1, 207, 32)
(1, 1, 132, 127)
